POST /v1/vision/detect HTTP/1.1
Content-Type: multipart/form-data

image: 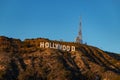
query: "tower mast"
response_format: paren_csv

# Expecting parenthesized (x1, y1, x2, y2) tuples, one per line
(76, 17, 83, 43)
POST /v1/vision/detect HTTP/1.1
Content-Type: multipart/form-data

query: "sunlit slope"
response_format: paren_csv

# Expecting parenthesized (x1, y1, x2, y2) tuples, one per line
(0, 36, 120, 80)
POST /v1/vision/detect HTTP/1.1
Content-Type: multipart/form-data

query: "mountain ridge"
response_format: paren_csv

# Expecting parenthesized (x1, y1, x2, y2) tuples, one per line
(0, 36, 120, 80)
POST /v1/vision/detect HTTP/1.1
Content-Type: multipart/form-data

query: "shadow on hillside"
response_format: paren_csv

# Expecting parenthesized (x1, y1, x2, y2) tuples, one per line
(78, 47, 120, 74)
(105, 51, 120, 61)
(96, 51, 120, 74)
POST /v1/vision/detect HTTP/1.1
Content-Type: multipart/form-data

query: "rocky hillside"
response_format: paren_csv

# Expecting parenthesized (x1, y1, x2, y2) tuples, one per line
(0, 36, 120, 80)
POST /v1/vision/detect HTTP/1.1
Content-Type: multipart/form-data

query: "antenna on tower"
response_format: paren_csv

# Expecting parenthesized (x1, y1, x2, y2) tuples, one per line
(75, 16, 83, 43)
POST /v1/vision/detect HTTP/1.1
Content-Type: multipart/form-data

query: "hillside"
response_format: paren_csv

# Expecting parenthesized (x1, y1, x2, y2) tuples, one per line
(0, 36, 120, 80)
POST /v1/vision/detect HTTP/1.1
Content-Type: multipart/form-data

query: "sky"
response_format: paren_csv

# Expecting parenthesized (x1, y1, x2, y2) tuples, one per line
(0, 0, 120, 53)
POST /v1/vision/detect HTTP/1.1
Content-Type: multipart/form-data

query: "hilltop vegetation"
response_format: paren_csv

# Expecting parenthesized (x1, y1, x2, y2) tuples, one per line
(0, 36, 120, 80)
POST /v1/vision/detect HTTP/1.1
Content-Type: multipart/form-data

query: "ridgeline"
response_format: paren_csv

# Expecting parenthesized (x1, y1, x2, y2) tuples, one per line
(0, 36, 120, 80)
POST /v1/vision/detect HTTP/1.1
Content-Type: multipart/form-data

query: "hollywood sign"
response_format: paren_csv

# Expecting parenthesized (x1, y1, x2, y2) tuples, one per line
(40, 42, 76, 52)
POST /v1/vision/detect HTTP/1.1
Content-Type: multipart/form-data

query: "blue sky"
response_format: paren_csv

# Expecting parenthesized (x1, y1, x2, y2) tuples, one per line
(0, 0, 120, 53)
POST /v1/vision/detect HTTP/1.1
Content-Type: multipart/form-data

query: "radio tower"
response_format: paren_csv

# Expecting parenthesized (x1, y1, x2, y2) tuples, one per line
(76, 17, 83, 43)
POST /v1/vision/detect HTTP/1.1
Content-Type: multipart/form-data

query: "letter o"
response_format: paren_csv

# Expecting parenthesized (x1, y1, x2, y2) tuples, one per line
(62, 45, 66, 51)
(45, 42, 49, 48)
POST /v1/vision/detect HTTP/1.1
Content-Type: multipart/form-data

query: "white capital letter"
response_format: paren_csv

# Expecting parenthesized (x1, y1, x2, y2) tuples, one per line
(62, 45, 66, 51)
(66, 46, 70, 51)
(71, 46, 75, 51)
(40, 42, 44, 48)
(45, 42, 49, 48)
